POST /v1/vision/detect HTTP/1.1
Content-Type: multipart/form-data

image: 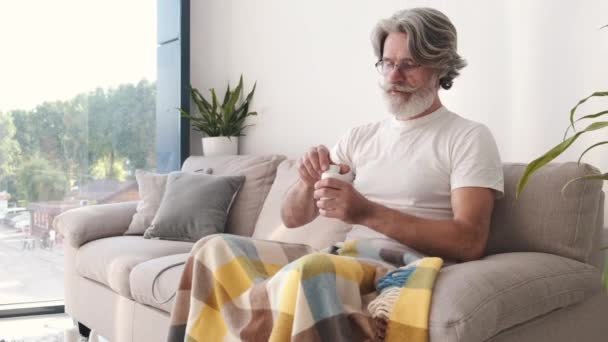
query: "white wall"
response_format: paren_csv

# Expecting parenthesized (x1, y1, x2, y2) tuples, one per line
(191, 0, 608, 164)
(191, 0, 608, 222)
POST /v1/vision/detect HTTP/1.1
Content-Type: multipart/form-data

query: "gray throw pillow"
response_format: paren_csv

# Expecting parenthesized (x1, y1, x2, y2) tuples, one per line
(143, 172, 245, 242)
(125, 169, 212, 235)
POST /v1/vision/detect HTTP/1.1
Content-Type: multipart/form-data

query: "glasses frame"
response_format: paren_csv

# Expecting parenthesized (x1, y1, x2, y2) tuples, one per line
(375, 59, 422, 75)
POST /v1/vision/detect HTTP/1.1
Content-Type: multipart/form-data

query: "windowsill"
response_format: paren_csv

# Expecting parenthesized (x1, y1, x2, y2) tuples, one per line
(0, 300, 64, 319)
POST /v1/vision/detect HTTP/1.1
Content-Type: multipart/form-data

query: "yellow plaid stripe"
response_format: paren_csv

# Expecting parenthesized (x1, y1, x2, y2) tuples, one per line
(189, 304, 227, 341)
(337, 240, 359, 257)
(386, 257, 443, 342)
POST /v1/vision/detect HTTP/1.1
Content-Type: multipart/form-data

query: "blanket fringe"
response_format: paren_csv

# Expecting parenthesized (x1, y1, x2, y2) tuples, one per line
(368, 261, 420, 340)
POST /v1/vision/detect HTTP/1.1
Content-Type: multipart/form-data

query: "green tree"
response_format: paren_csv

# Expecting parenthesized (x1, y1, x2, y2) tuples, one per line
(0, 111, 21, 189)
(86, 87, 117, 178)
(114, 79, 156, 171)
(15, 154, 69, 203)
(61, 95, 89, 188)
(86, 80, 156, 178)
(10, 109, 37, 156)
(90, 155, 128, 181)
(12, 100, 88, 185)
(7, 79, 156, 202)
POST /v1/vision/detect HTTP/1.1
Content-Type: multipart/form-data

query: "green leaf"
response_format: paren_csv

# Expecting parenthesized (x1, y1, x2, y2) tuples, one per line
(181, 77, 257, 136)
(227, 77, 244, 114)
(575, 110, 608, 123)
(517, 121, 608, 198)
(569, 91, 608, 132)
(577, 141, 608, 165)
(231, 82, 256, 118)
(564, 110, 608, 139)
(562, 124, 571, 141)
(244, 81, 257, 104)
(517, 135, 578, 197)
(179, 109, 203, 124)
(221, 84, 231, 107)
(191, 87, 212, 113)
(560, 173, 608, 194)
(210, 88, 224, 129)
(178, 108, 193, 119)
(236, 103, 249, 120)
(211, 88, 219, 114)
(195, 125, 213, 136)
(191, 93, 208, 115)
(180, 109, 210, 128)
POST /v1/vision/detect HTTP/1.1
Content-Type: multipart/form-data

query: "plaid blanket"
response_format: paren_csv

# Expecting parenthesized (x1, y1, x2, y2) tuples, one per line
(167, 234, 442, 342)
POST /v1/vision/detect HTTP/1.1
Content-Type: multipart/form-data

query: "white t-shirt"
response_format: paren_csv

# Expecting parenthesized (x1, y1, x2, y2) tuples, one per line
(329, 106, 504, 241)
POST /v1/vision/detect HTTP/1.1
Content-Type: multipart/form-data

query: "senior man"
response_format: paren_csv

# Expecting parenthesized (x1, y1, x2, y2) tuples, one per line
(169, 7, 504, 342)
(282, 7, 503, 263)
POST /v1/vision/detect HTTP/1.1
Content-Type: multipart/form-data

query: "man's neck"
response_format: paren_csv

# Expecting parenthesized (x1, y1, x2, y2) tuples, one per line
(396, 96, 443, 121)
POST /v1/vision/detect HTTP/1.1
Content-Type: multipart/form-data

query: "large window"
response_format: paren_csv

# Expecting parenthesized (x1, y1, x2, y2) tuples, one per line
(0, 0, 157, 307)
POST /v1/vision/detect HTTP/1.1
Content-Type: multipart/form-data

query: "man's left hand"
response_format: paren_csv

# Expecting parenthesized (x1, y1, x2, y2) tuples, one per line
(313, 178, 374, 224)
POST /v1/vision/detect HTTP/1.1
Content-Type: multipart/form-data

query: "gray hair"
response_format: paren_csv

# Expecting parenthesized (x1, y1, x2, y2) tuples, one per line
(371, 8, 467, 90)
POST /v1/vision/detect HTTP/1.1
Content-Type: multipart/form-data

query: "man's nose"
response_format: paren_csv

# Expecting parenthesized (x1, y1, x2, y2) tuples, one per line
(386, 66, 404, 83)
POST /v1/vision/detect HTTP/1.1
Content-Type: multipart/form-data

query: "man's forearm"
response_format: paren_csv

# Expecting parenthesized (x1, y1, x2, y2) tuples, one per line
(361, 203, 486, 262)
(281, 180, 319, 228)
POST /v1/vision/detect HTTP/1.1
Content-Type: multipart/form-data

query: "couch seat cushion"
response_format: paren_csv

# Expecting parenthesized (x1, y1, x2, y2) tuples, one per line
(429, 252, 602, 342)
(75, 236, 193, 298)
(130, 253, 188, 313)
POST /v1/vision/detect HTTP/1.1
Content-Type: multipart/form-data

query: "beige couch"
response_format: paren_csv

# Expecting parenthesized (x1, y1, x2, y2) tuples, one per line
(56, 155, 608, 342)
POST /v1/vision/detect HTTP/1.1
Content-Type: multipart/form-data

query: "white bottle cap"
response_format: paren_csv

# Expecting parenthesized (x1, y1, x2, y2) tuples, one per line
(321, 164, 354, 183)
(326, 164, 340, 174)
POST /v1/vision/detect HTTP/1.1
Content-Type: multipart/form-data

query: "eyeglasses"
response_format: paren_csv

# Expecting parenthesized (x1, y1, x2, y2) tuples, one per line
(375, 60, 422, 75)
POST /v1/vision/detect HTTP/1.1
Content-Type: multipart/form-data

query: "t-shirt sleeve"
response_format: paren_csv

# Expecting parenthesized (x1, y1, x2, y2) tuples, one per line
(450, 124, 504, 198)
(329, 127, 355, 169)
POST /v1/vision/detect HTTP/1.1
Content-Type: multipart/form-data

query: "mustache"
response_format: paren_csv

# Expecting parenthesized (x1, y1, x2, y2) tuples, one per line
(378, 80, 419, 93)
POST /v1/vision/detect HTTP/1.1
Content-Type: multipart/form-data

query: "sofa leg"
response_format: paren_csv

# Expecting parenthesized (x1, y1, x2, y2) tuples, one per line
(78, 322, 91, 338)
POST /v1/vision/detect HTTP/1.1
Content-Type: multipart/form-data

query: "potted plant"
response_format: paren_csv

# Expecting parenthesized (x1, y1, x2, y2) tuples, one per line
(180, 75, 257, 156)
(516, 26, 608, 292)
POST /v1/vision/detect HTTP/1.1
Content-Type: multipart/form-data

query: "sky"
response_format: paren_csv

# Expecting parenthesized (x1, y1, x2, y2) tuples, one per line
(0, 0, 156, 112)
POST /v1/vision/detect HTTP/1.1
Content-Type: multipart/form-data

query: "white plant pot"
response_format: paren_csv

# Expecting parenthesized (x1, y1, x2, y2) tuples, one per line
(202, 136, 239, 156)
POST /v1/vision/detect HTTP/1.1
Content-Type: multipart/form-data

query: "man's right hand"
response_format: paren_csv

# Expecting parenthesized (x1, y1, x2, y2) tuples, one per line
(298, 145, 333, 188)
(284, 144, 349, 228)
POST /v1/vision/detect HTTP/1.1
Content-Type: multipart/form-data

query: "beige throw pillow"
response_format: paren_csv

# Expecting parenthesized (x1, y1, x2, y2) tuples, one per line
(124, 168, 212, 235)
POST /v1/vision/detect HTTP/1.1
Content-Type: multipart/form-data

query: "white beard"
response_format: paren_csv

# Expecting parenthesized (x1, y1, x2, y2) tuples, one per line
(380, 81, 437, 120)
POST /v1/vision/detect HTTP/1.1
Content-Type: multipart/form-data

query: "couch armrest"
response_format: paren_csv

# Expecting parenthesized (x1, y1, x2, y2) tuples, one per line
(54, 201, 138, 248)
(430, 252, 601, 342)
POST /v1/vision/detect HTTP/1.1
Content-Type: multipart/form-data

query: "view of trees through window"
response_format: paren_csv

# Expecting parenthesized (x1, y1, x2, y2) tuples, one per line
(1, 81, 156, 204)
(0, 0, 156, 307)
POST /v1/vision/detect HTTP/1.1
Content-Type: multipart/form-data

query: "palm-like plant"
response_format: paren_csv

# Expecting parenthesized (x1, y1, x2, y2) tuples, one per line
(516, 91, 608, 196)
(517, 25, 608, 292)
(516, 91, 608, 292)
(180, 75, 257, 138)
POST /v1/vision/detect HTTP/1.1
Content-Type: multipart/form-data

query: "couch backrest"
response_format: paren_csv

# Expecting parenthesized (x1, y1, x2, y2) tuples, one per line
(187, 156, 605, 266)
(182, 154, 286, 237)
(487, 162, 604, 265)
